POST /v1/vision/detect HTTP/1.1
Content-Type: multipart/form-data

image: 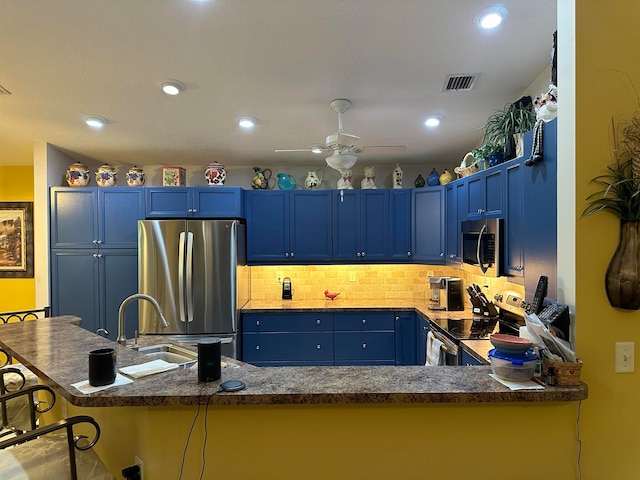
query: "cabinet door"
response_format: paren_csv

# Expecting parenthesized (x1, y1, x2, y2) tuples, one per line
(466, 175, 483, 219)
(145, 187, 191, 217)
(504, 162, 524, 277)
(242, 332, 334, 366)
(334, 331, 396, 365)
(332, 190, 360, 261)
(245, 190, 289, 263)
(50, 250, 100, 333)
(101, 249, 139, 340)
(192, 187, 244, 218)
(290, 190, 332, 262)
(99, 188, 144, 248)
(50, 188, 98, 248)
(360, 190, 389, 260)
(461, 349, 483, 366)
(445, 184, 458, 260)
(412, 188, 445, 263)
(483, 167, 504, 218)
(394, 312, 417, 365)
(389, 189, 412, 261)
(242, 312, 333, 332)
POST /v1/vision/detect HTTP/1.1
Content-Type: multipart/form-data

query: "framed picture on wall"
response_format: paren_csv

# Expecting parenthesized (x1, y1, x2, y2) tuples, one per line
(0, 202, 34, 278)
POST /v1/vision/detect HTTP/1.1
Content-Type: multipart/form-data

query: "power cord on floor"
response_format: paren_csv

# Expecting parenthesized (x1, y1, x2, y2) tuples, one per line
(576, 400, 582, 480)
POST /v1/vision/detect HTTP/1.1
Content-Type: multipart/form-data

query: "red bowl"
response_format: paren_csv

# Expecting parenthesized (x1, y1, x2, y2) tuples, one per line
(490, 334, 533, 355)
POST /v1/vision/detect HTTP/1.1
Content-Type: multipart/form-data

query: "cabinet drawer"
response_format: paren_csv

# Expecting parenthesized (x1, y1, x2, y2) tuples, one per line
(242, 313, 333, 332)
(334, 312, 395, 331)
(242, 332, 334, 362)
(334, 331, 395, 361)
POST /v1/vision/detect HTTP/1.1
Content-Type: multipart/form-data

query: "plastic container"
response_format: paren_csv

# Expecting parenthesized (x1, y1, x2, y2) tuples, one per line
(488, 348, 539, 382)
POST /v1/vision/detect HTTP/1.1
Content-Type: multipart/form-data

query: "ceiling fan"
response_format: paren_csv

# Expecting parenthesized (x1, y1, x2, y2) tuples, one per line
(275, 99, 407, 170)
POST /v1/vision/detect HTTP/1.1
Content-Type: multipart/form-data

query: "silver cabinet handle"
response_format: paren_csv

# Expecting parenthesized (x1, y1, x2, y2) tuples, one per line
(407, 251, 412, 257)
(290, 252, 294, 258)
(362, 343, 367, 349)
(316, 344, 321, 349)
(256, 320, 260, 326)
(362, 319, 366, 324)
(285, 252, 289, 258)
(395, 316, 399, 321)
(361, 251, 366, 257)
(96, 240, 102, 245)
(440, 252, 444, 257)
(316, 319, 321, 325)
(356, 252, 361, 257)
(256, 345, 260, 350)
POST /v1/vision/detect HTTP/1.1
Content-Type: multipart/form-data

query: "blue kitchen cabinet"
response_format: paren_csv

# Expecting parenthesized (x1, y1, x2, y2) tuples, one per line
(460, 349, 483, 366)
(333, 189, 389, 262)
(334, 312, 396, 365)
(504, 160, 524, 277)
(145, 187, 243, 218)
(245, 190, 332, 263)
(242, 312, 334, 366)
(50, 249, 138, 340)
(416, 313, 431, 366)
(412, 187, 445, 263)
(50, 187, 144, 249)
(465, 166, 504, 220)
(389, 189, 413, 262)
(394, 311, 418, 365)
(445, 182, 467, 263)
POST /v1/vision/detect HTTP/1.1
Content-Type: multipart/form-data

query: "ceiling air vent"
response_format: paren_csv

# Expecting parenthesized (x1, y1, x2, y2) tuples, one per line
(0, 84, 11, 95)
(443, 74, 478, 92)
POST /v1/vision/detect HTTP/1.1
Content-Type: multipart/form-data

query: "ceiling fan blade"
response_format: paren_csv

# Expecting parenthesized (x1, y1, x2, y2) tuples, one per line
(274, 148, 314, 153)
(359, 145, 408, 153)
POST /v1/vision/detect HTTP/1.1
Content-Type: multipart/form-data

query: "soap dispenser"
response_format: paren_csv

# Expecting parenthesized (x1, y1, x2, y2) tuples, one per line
(282, 277, 292, 300)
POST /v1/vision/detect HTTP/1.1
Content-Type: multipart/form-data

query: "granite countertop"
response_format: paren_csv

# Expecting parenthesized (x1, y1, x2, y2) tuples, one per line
(0, 315, 587, 408)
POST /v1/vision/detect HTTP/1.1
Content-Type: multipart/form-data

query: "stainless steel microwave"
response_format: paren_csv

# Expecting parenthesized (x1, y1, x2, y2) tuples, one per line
(460, 219, 503, 277)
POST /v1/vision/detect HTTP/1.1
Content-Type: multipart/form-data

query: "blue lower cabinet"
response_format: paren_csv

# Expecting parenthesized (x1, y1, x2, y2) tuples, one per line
(460, 349, 483, 366)
(242, 332, 334, 366)
(394, 311, 418, 365)
(416, 314, 431, 366)
(335, 331, 395, 365)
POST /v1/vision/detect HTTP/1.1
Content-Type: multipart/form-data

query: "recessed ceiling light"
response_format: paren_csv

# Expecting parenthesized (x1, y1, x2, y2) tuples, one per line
(424, 115, 443, 128)
(162, 80, 185, 95)
(238, 116, 257, 129)
(84, 116, 107, 128)
(475, 6, 509, 30)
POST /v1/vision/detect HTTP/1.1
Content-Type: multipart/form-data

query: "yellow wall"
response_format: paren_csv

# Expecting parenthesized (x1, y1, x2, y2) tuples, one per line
(575, 2, 640, 477)
(0, 166, 35, 311)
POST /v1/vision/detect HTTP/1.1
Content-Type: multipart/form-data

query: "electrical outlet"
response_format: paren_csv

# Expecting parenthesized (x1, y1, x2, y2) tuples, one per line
(276, 271, 283, 283)
(349, 271, 356, 282)
(615, 342, 635, 373)
(135, 456, 144, 480)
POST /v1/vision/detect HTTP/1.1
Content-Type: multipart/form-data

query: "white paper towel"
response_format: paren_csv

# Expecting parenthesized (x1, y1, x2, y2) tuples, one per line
(71, 374, 133, 395)
(119, 359, 178, 378)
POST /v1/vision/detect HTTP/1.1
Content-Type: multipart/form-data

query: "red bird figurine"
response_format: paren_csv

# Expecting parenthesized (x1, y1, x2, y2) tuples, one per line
(324, 290, 340, 300)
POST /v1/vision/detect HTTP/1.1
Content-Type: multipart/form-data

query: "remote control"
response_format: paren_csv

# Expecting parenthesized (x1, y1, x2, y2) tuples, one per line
(530, 275, 548, 314)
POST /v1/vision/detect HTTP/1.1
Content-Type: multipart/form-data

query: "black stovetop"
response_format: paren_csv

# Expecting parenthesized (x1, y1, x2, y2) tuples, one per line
(431, 317, 499, 341)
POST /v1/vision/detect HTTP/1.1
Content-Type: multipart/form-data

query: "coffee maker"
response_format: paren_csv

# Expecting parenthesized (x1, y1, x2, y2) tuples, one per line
(428, 276, 464, 311)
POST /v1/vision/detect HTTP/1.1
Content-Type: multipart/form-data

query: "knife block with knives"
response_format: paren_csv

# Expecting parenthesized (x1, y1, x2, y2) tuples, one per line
(467, 284, 499, 317)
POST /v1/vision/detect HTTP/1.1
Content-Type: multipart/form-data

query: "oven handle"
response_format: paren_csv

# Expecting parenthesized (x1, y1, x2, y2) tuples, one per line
(430, 330, 458, 355)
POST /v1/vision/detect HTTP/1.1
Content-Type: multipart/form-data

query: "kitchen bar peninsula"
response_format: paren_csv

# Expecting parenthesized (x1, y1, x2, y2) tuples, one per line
(0, 315, 587, 406)
(0, 315, 588, 480)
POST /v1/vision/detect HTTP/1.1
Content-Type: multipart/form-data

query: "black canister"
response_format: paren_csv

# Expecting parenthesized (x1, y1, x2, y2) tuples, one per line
(198, 338, 221, 382)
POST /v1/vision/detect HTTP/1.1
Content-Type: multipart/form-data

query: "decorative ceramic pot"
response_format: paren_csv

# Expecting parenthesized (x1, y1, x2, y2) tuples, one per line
(204, 162, 226, 186)
(277, 173, 296, 190)
(605, 220, 640, 310)
(304, 168, 324, 190)
(337, 168, 353, 189)
(439, 169, 454, 185)
(95, 164, 116, 187)
(126, 166, 145, 186)
(251, 167, 272, 189)
(414, 174, 426, 188)
(361, 166, 377, 189)
(65, 162, 90, 186)
(427, 168, 440, 186)
(488, 152, 504, 167)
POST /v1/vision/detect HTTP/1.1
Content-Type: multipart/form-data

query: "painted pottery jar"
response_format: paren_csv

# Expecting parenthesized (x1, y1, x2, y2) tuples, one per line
(439, 169, 454, 185)
(95, 164, 117, 187)
(126, 166, 145, 186)
(427, 168, 440, 186)
(251, 167, 272, 189)
(204, 162, 226, 186)
(277, 173, 296, 190)
(304, 168, 324, 190)
(414, 174, 426, 188)
(65, 162, 90, 186)
(392, 164, 403, 189)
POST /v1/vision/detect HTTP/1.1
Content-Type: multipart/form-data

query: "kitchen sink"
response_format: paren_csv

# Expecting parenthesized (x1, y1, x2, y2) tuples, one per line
(138, 344, 198, 366)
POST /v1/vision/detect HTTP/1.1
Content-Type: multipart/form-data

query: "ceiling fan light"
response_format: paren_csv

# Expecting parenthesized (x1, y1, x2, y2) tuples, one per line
(311, 145, 325, 154)
(326, 153, 357, 170)
(238, 116, 257, 129)
(162, 80, 185, 95)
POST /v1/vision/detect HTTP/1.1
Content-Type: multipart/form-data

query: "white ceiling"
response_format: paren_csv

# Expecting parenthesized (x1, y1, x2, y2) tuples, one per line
(0, 0, 557, 168)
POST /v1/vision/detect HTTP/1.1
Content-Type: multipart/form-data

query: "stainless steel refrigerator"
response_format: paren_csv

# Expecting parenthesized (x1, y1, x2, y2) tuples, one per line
(137, 219, 249, 359)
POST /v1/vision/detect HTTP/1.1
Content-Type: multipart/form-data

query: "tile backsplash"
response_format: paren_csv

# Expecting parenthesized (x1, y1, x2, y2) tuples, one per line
(250, 265, 524, 304)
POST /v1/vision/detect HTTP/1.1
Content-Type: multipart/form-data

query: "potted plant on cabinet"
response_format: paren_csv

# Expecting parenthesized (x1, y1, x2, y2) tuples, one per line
(472, 142, 504, 169)
(482, 96, 536, 161)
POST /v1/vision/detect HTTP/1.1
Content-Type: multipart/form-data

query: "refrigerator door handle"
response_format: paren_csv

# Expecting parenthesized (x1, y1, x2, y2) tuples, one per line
(186, 231, 194, 323)
(178, 232, 187, 324)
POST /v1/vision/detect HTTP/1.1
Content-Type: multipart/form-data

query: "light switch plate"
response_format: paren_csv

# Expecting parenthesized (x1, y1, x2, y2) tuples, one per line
(349, 271, 356, 282)
(615, 342, 635, 373)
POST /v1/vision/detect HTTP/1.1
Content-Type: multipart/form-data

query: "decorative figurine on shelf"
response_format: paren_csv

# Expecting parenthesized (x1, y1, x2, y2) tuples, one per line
(324, 290, 340, 301)
(251, 167, 272, 189)
(126, 166, 145, 186)
(414, 173, 426, 188)
(392, 164, 403, 189)
(361, 166, 377, 189)
(526, 83, 558, 167)
(95, 164, 117, 187)
(304, 168, 324, 189)
(427, 168, 440, 186)
(204, 162, 226, 186)
(337, 168, 353, 189)
(65, 162, 90, 186)
(439, 169, 454, 185)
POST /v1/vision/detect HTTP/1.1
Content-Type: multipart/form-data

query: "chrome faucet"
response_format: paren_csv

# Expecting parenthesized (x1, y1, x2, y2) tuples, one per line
(117, 293, 169, 346)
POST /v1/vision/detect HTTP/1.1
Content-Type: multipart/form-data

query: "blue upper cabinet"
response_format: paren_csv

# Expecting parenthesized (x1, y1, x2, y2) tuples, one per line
(145, 187, 243, 218)
(465, 166, 504, 220)
(50, 187, 144, 249)
(333, 189, 389, 261)
(504, 161, 524, 277)
(412, 187, 445, 263)
(389, 189, 413, 262)
(246, 190, 332, 263)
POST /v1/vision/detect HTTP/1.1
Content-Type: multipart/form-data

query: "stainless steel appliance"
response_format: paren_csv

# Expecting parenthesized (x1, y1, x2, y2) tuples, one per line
(461, 218, 503, 277)
(429, 317, 500, 365)
(428, 276, 464, 311)
(138, 219, 250, 359)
